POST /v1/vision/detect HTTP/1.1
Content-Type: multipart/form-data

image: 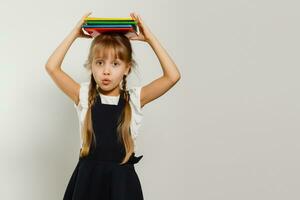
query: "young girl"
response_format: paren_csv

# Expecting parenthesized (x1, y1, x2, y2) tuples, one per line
(45, 12, 181, 200)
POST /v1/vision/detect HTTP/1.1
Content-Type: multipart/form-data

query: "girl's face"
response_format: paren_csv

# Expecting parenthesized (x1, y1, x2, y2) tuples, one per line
(91, 50, 130, 96)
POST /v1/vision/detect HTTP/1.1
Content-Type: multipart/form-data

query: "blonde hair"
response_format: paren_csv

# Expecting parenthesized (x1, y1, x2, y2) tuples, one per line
(80, 32, 137, 164)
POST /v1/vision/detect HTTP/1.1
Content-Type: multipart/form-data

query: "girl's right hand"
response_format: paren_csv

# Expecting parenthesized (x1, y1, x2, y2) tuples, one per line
(72, 12, 93, 39)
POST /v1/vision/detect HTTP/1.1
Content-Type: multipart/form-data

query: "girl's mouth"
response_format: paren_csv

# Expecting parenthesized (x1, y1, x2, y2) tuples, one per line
(102, 80, 111, 85)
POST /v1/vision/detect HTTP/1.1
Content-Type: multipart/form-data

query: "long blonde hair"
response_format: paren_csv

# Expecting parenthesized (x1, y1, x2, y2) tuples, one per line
(79, 32, 137, 164)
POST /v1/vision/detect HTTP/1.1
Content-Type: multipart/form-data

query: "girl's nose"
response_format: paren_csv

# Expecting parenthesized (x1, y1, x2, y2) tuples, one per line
(103, 65, 111, 75)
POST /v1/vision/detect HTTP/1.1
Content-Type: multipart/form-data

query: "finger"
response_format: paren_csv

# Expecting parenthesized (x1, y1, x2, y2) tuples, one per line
(84, 11, 92, 17)
(134, 15, 142, 25)
(83, 11, 92, 21)
(91, 31, 100, 37)
(125, 31, 136, 39)
(132, 12, 139, 21)
(124, 32, 131, 38)
(136, 14, 144, 24)
(128, 36, 138, 40)
(83, 32, 93, 38)
(130, 13, 136, 21)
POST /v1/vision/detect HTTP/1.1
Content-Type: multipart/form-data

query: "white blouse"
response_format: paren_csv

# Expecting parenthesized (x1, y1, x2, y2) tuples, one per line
(73, 81, 144, 151)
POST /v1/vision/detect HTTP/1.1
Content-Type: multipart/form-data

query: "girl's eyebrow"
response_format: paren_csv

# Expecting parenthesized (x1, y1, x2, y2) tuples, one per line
(94, 58, 122, 62)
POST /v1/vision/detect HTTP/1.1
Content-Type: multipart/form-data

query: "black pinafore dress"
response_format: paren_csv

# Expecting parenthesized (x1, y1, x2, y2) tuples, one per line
(63, 92, 144, 200)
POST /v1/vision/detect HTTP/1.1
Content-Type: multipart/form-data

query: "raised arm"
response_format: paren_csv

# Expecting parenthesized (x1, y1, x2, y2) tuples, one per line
(45, 12, 92, 106)
(127, 13, 181, 108)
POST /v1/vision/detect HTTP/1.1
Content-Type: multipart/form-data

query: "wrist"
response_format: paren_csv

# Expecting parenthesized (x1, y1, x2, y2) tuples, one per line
(146, 35, 157, 45)
(70, 28, 80, 38)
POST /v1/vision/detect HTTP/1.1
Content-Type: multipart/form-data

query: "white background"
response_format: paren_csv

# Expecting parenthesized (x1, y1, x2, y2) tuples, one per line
(1, 0, 300, 199)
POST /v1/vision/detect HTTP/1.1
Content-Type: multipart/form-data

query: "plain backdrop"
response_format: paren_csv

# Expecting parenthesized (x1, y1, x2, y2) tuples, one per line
(1, 0, 300, 199)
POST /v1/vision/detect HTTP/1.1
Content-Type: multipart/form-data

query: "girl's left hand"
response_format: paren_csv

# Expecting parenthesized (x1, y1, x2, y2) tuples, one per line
(125, 12, 154, 43)
(72, 11, 94, 39)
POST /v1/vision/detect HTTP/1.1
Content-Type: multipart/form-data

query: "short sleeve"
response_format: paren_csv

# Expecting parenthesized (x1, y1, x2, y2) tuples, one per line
(128, 86, 144, 139)
(73, 81, 90, 149)
(73, 82, 90, 111)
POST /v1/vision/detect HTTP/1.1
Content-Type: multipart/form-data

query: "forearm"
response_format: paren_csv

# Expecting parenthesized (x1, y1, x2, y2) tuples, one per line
(147, 35, 181, 82)
(45, 29, 78, 72)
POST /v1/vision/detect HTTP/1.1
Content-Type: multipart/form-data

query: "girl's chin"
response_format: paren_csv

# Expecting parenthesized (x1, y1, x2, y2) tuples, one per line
(98, 84, 116, 91)
(99, 85, 111, 90)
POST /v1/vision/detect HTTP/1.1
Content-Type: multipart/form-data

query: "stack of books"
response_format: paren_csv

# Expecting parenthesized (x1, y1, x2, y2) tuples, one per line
(82, 17, 139, 37)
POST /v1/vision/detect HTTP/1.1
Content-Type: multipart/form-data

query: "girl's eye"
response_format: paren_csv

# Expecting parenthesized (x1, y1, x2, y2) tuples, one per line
(113, 62, 119, 66)
(96, 61, 103, 65)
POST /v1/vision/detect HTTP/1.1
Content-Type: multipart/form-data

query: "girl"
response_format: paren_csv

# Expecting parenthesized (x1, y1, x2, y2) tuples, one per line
(45, 12, 181, 200)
